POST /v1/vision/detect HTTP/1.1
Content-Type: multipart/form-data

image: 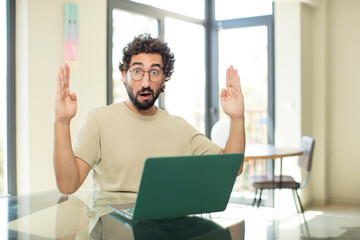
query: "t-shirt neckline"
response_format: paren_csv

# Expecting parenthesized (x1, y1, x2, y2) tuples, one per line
(120, 101, 163, 121)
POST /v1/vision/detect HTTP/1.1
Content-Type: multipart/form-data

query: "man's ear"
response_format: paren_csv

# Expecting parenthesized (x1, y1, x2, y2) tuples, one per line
(160, 77, 166, 93)
(121, 71, 127, 83)
(160, 84, 166, 93)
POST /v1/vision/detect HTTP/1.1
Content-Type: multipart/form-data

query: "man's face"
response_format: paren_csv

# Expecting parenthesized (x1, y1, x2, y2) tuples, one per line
(122, 53, 165, 110)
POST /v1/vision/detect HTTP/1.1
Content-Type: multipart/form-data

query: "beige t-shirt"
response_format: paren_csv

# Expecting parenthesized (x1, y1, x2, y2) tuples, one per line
(74, 102, 222, 192)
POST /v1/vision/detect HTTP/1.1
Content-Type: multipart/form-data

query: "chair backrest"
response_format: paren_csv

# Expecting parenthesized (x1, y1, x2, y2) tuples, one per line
(210, 119, 230, 149)
(298, 136, 315, 172)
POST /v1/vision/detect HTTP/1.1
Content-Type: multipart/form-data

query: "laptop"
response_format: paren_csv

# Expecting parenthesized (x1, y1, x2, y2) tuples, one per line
(108, 153, 243, 221)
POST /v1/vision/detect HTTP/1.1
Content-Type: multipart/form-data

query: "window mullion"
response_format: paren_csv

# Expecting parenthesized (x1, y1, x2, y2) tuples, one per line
(6, 0, 17, 196)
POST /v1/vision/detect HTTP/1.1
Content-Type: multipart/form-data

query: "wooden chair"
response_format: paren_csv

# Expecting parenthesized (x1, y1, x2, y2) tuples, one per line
(249, 136, 315, 213)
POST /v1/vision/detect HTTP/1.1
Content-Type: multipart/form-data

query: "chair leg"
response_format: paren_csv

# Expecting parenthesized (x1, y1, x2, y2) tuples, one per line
(294, 189, 304, 213)
(252, 188, 258, 207)
(291, 189, 301, 213)
(257, 189, 263, 208)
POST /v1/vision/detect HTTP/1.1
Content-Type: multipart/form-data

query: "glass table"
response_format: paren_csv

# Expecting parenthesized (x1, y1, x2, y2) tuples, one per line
(1, 189, 245, 239)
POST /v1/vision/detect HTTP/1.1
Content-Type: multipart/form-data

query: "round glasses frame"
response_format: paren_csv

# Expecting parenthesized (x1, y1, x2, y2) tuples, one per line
(128, 68, 163, 83)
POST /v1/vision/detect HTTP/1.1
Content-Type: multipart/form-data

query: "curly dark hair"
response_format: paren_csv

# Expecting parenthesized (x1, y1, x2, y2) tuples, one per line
(119, 34, 175, 82)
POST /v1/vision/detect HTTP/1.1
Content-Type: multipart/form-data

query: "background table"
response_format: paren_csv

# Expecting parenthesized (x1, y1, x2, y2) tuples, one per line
(244, 144, 303, 161)
(244, 143, 303, 178)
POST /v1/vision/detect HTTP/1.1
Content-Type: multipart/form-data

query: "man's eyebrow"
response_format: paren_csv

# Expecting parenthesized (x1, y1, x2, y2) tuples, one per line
(131, 62, 144, 67)
(151, 63, 162, 68)
(130, 62, 162, 68)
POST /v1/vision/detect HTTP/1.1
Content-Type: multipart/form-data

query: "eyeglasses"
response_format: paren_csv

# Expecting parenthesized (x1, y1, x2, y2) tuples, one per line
(128, 68, 163, 83)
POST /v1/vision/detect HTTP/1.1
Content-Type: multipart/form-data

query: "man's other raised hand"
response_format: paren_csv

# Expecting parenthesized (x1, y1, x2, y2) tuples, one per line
(55, 63, 77, 123)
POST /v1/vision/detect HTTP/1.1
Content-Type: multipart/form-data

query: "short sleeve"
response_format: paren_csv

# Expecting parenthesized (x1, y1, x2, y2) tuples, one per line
(73, 112, 101, 168)
(190, 132, 223, 155)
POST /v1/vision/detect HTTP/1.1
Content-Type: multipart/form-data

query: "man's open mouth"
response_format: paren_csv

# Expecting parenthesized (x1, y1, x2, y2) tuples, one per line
(139, 92, 152, 97)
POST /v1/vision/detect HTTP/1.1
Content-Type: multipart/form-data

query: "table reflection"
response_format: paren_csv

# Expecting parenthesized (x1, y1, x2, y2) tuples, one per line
(90, 213, 233, 240)
(4, 190, 244, 240)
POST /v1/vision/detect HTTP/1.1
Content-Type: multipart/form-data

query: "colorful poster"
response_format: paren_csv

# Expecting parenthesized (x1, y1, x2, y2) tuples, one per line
(64, 2, 79, 69)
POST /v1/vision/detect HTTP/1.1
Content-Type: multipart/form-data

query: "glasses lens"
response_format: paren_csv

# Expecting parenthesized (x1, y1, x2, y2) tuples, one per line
(150, 70, 161, 82)
(131, 69, 143, 81)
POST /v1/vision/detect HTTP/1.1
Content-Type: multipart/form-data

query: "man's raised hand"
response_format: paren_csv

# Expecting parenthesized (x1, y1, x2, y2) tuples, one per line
(220, 65, 244, 119)
(55, 63, 77, 123)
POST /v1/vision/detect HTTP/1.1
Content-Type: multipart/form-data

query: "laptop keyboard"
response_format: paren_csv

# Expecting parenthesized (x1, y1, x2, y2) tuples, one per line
(122, 208, 135, 216)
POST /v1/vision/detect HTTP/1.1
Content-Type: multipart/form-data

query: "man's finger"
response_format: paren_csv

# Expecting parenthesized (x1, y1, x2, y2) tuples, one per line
(230, 66, 235, 87)
(232, 68, 238, 86)
(220, 89, 227, 103)
(56, 72, 62, 95)
(235, 70, 243, 95)
(65, 63, 70, 81)
(70, 92, 77, 101)
(226, 66, 231, 89)
(63, 63, 70, 88)
(59, 65, 64, 88)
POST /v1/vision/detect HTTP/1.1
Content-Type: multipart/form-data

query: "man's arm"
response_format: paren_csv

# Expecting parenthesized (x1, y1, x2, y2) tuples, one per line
(53, 63, 90, 194)
(219, 66, 246, 175)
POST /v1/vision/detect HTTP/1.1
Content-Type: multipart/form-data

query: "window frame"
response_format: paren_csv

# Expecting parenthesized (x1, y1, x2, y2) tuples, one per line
(6, 0, 16, 196)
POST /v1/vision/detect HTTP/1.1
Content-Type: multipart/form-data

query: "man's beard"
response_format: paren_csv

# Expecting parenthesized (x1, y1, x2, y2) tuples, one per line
(125, 83, 162, 110)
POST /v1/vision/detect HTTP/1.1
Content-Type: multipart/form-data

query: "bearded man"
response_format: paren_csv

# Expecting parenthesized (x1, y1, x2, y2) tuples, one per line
(53, 34, 245, 194)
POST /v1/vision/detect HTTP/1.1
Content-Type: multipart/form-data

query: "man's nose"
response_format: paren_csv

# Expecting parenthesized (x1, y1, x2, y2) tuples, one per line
(141, 73, 151, 88)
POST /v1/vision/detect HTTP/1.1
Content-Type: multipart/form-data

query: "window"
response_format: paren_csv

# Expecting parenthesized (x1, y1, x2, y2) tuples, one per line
(219, 26, 272, 201)
(164, 18, 205, 132)
(111, 9, 158, 103)
(108, 0, 274, 205)
(216, 0, 274, 205)
(218, 26, 269, 144)
(107, 0, 206, 133)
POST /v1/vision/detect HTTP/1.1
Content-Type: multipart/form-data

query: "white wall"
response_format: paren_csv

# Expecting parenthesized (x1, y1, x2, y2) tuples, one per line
(274, 2, 302, 148)
(275, 0, 360, 206)
(327, 0, 360, 205)
(307, 0, 330, 206)
(16, 0, 106, 194)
